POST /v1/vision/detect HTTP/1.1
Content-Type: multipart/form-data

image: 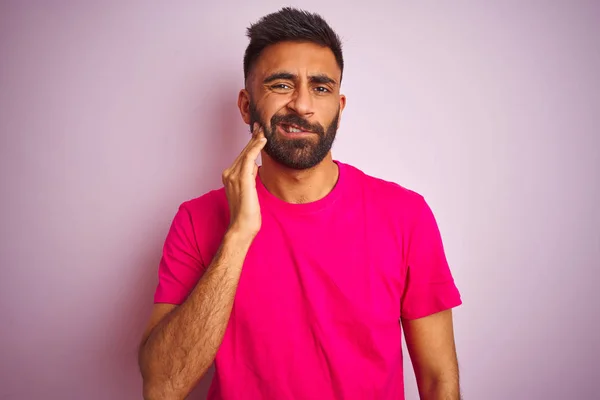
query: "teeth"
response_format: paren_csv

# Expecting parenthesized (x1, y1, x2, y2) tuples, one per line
(285, 125, 302, 133)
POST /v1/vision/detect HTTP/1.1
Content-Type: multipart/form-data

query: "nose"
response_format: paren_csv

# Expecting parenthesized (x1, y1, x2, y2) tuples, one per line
(286, 84, 314, 117)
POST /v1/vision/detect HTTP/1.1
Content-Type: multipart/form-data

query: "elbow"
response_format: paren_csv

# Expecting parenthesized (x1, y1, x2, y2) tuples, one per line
(139, 354, 183, 400)
(140, 366, 168, 400)
(141, 381, 164, 400)
(138, 344, 210, 399)
(140, 362, 208, 400)
(142, 375, 187, 400)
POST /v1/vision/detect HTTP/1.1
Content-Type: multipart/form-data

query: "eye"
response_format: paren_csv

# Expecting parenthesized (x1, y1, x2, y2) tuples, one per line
(314, 86, 330, 93)
(271, 83, 291, 90)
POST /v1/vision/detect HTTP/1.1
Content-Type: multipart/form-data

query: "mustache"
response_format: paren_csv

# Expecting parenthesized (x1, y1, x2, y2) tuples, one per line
(271, 113, 324, 135)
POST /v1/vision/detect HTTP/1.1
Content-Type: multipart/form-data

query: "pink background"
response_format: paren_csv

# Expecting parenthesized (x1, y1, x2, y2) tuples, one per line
(1, 2, 598, 399)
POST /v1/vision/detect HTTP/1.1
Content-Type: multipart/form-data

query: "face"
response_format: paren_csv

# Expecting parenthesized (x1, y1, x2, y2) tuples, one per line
(239, 41, 346, 170)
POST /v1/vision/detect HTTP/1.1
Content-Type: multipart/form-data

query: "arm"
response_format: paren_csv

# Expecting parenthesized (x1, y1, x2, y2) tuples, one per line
(402, 310, 460, 400)
(400, 197, 462, 399)
(139, 124, 267, 399)
(139, 230, 254, 400)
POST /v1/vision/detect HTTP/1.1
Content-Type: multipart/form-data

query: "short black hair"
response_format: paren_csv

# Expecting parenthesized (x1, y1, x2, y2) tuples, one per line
(243, 7, 344, 83)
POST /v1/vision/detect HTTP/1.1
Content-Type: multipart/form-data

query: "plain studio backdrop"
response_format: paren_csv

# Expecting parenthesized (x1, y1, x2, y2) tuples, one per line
(1, 1, 599, 399)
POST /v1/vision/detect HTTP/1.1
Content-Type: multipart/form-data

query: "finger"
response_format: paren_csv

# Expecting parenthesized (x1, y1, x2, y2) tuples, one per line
(241, 136, 267, 175)
(252, 122, 265, 139)
(244, 123, 265, 151)
(232, 127, 263, 168)
(238, 125, 265, 163)
(247, 135, 267, 159)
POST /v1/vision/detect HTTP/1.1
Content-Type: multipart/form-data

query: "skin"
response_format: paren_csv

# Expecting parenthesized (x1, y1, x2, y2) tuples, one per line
(138, 126, 267, 400)
(403, 310, 461, 399)
(238, 41, 346, 204)
(138, 40, 460, 400)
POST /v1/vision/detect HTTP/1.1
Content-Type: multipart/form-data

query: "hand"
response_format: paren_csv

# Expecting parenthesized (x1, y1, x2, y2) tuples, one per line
(222, 123, 267, 239)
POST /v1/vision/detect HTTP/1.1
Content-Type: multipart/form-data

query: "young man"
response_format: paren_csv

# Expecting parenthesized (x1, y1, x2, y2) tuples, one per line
(139, 7, 462, 400)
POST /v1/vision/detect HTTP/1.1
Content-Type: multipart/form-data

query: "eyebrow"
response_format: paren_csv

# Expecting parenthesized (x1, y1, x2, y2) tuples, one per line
(310, 74, 337, 85)
(263, 72, 338, 86)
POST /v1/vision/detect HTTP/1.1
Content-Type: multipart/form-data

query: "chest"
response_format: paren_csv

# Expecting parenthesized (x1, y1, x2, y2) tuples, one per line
(234, 208, 406, 330)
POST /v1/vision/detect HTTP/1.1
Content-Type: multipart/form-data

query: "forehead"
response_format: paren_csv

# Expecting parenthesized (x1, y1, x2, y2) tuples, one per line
(252, 41, 341, 81)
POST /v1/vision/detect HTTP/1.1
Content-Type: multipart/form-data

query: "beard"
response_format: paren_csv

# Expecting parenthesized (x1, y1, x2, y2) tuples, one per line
(248, 100, 339, 170)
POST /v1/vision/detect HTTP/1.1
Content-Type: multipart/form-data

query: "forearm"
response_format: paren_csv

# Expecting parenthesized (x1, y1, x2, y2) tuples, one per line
(140, 230, 253, 399)
(402, 310, 460, 400)
(418, 375, 460, 400)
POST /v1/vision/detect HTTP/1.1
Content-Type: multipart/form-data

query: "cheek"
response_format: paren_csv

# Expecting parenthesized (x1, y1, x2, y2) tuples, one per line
(268, 97, 292, 115)
(322, 105, 341, 124)
(256, 94, 285, 119)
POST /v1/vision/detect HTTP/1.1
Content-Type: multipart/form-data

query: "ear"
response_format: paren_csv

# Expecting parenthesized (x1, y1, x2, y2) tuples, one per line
(337, 94, 347, 129)
(238, 89, 251, 125)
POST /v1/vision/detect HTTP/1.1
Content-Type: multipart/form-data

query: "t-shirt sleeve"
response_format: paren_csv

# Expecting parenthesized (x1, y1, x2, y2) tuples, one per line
(400, 198, 462, 320)
(153, 203, 205, 305)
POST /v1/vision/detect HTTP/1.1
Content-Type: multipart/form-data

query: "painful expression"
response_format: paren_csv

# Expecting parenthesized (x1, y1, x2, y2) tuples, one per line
(240, 41, 346, 169)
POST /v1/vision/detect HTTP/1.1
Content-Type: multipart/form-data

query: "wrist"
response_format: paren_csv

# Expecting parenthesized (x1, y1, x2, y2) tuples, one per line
(223, 228, 256, 250)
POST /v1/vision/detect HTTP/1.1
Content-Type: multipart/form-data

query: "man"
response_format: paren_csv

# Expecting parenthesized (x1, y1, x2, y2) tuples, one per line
(139, 7, 462, 400)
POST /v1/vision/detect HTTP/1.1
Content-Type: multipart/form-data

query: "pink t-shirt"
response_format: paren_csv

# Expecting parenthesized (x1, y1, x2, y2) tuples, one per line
(154, 161, 461, 400)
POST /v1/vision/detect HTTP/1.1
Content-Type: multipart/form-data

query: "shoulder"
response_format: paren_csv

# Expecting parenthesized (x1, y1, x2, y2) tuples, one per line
(341, 162, 426, 213)
(172, 187, 230, 262)
(180, 187, 227, 213)
(177, 187, 229, 228)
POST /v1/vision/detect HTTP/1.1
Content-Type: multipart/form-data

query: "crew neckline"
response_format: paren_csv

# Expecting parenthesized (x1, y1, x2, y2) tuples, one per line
(256, 160, 346, 215)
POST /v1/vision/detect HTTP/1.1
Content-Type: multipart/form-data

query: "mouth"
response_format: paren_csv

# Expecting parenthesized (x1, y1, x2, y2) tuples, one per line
(277, 123, 315, 136)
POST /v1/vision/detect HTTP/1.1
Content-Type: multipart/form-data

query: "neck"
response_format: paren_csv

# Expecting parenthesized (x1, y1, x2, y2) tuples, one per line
(258, 152, 339, 204)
